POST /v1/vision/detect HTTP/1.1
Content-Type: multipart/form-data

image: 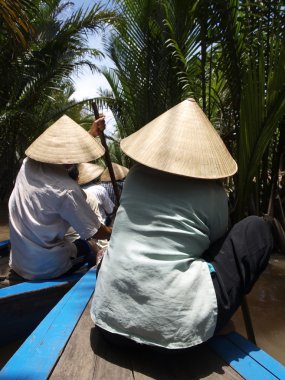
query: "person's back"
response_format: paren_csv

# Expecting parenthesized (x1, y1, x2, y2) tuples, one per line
(9, 158, 100, 280)
(83, 183, 115, 221)
(92, 163, 228, 348)
(100, 162, 129, 204)
(8, 114, 112, 281)
(90, 98, 274, 351)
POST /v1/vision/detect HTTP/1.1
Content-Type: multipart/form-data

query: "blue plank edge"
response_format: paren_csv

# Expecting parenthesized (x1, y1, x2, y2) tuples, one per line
(0, 268, 96, 380)
(0, 267, 88, 298)
(227, 332, 285, 380)
(208, 332, 285, 380)
(0, 240, 10, 248)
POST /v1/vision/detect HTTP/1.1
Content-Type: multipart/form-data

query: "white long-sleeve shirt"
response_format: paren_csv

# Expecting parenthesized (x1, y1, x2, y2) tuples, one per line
(9, 158, 101, 280)
(82, 183, 114, 220)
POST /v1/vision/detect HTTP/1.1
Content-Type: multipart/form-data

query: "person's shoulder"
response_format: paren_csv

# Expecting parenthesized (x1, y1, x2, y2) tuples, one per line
(45, 166, 80, 195)
(92, 183, 107, 193)
(84, 190, 98, 204)
(83, 183, 107, 199)
(100, 181, 112, 189)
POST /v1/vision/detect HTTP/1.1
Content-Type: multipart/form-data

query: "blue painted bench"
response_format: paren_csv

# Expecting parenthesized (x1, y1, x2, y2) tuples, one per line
(208, 332, 285, 379)
(0, 266, 88, 346)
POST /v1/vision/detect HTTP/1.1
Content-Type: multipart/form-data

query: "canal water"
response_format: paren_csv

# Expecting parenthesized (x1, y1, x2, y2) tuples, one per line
(0, 201, 285, 367)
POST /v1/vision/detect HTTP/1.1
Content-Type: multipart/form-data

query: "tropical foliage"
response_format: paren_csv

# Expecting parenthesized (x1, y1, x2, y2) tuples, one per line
(1, 0, 284, 222)
(99, 0, 285, 221)
(0, 0, 116, 198)
(0, 0, 35, 46)
(212, 0, 285, 221)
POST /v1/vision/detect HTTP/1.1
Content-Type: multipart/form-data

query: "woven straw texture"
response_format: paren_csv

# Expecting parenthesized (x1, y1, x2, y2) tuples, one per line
(25, 115, 105, 164)
(120, 99, 237, 179)
(101, 163, 129, 181)
(78, 163, 104, 185)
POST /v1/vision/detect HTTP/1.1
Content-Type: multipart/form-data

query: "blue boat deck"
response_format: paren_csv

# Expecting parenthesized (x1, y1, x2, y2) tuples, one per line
(1, 268, 285, 380)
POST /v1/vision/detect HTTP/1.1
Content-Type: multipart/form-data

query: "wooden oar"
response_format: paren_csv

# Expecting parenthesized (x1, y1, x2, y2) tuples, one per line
(92, 101, 121, 206)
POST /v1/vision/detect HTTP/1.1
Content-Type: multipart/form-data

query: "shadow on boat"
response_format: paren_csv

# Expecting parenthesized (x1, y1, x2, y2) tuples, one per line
(89, 326, 242, 379)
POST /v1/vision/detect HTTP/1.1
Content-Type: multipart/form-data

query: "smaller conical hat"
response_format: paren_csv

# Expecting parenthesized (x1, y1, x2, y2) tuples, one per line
(25, 115, 105, 164)
(78, 163, 104, 185)
(101, 163, 129, 181)
(120, 99, 237, 179)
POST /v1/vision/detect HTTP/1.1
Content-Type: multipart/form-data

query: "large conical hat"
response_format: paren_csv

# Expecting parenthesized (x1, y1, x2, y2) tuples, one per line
(120, 98, 237, 179)
(25, 115, 105, 164)
(78, 163, 104, 185)
(100, 163, 129, 182)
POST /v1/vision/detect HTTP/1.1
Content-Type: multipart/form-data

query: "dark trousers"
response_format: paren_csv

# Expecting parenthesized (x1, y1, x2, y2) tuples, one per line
(204, 215, 274, 333)
(62, 239, 92, 276)
(98, 216, 274, 349)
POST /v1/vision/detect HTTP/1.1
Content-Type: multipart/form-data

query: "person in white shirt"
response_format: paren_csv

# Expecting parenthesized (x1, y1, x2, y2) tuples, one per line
(66, 163, 109, 253)
(100, 162, 129, 205)
(8, 115, 111, 281)
(77, 163, 115, 223)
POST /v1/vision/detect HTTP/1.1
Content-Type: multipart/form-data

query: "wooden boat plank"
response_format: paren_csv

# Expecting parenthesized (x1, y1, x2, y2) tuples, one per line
(0, 269, 88, 346)
(49, 300, 97, 380)
(50, 299, 134, 380)
(159, 344, 244, 380)
(130, 344, 178, 380)
(2, 266, 284, 380)
(117, 336, 243, 380)
(0, 268, 96, 380)
(50, 302, 244, 380)
(91, 326, 134, 380)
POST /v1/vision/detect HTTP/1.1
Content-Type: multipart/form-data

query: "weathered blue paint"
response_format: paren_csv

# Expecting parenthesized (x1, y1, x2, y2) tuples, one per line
(0, 268, 96, 380)
(209, 333, 284, 380)
(0, 240, 10, 249)
(227, 332, 285, 380)
(0, 270, 86, 298)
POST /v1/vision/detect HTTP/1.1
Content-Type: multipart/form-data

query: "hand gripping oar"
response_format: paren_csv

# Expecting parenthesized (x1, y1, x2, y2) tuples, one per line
(92, 101, 121, 206)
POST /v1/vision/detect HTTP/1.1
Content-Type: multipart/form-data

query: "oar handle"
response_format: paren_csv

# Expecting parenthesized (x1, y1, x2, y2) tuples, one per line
(92, 102, 100, 119)
(92, 101, 120, 206)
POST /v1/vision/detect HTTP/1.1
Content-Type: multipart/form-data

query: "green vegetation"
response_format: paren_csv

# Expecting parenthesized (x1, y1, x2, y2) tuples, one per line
(0, 0, 284, 223)
(100, 0, 285, 221)
(0, 0, 116, 198)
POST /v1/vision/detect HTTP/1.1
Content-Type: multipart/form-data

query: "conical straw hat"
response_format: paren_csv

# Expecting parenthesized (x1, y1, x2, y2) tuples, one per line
(120, 99, 237, 179)
(78, 163, 104, 185)
(25, 115, 105, 164)
(100, 163, 129, 182)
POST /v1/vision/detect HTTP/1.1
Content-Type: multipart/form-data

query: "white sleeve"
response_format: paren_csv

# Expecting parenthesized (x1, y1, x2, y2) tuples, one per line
(101, 188, 115, 214)
(60, 188, 101, 240)
(85, 191, 104, 224)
